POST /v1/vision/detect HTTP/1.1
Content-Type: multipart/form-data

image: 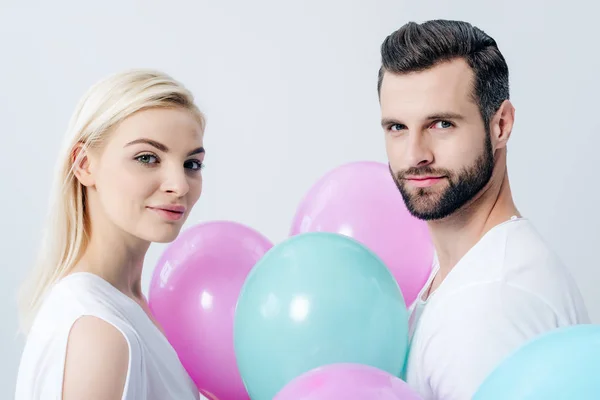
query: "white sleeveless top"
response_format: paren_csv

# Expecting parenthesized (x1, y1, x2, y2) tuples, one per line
(15, 272, 205, 400)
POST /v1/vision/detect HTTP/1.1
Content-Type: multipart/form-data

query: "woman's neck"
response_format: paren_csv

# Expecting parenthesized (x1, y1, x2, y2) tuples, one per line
(70, 222, 150, 300)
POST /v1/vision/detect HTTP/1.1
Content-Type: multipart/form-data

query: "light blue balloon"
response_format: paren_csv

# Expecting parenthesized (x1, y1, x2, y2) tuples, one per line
(234, 232, 409, 400)
(473, 324, 600, 400)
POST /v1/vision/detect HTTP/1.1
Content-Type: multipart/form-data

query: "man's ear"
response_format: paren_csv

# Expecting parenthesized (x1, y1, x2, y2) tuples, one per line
(71, 142, 95, 187)
(490, 99, 515, 150)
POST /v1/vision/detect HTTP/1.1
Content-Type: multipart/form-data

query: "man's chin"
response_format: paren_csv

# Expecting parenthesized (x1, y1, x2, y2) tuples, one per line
(403, 197, 450, 221)
(405, 207, 439, 221)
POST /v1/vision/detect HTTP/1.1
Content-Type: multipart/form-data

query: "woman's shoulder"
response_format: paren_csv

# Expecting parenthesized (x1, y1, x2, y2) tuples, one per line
(34, 273, 134, 324)
(16, 273, 146, 399)
(62, 315, 132, 399)
(30, 272, 145, 348)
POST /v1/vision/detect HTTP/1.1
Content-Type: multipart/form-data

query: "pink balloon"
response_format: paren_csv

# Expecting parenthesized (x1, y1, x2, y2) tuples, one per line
(290, 161, 433, 306)
(274, 363, 423, 400)
(148, 221, 273, 400)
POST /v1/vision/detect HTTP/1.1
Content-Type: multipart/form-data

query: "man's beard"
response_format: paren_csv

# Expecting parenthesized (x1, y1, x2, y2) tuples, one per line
(391, 135, 495, 221)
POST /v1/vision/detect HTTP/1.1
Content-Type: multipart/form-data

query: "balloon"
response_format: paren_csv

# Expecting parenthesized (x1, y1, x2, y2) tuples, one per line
(290, 161, 433, 306)
(473, 324, 600, 400)
(274, 363, 423, 400)
(234, 232, 409, 400)
(148, 221, 273, 400)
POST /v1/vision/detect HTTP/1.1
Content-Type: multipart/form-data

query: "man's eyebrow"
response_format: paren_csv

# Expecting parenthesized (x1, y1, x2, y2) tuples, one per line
(381, 118, 403, 128)
(425, 112, 465, 121)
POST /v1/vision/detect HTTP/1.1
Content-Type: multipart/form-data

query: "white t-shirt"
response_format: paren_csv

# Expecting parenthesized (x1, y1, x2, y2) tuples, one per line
(405, 217, 590, 400)
(15, 272, 207, 400)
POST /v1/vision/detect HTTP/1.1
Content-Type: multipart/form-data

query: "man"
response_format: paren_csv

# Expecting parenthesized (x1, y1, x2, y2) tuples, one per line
(378, 19, 589, 399)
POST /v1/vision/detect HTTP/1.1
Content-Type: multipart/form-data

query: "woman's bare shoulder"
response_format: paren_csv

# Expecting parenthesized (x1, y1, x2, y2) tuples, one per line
(62, 315, 130, 400)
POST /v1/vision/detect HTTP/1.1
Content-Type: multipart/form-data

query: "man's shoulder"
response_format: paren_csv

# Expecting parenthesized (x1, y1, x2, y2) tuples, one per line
(501, 219, 587, 319)
(502, 218, 564, 268)
(406, 219, 589, 400)
(431, 217, 588, 320)
(463, 218, 580, 299)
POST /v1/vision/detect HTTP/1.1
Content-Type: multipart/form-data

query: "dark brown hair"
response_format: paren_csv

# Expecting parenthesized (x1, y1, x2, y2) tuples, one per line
(378, 19, 509, 129)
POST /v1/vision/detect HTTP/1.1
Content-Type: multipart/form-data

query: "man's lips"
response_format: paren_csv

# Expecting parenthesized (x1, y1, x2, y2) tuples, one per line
(404, 176, 446, 188)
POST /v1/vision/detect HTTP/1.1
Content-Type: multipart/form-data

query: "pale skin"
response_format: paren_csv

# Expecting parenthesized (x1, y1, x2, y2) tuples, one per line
(62, 107, 205, 399)
(380, 58, 519, 298)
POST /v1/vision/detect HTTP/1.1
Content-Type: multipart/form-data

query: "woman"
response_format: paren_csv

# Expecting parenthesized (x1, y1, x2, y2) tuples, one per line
(15, 69, 208, 400)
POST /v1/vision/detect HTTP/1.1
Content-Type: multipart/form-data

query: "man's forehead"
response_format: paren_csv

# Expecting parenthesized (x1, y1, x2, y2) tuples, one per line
(379, 59, 476, 117)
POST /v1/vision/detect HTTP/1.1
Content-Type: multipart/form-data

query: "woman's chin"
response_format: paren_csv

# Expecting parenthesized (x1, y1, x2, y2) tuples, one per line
(139, 226, 184, 244)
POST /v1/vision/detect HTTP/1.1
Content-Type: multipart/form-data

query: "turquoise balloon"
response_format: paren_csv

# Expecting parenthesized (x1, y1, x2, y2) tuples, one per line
(473, 324, 600, 400)
(234, 232, 409, 400)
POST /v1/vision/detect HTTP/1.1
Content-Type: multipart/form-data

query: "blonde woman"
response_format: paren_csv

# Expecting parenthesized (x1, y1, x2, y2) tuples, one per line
(15, 69, 209, 400)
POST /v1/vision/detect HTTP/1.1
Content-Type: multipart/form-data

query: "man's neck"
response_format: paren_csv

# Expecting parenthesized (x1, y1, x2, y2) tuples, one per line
(428, 170, 520, 281)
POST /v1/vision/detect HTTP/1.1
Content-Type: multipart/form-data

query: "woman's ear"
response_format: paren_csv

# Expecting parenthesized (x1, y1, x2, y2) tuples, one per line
(71, 143, 95, 187)
(490, 99, 516, 150)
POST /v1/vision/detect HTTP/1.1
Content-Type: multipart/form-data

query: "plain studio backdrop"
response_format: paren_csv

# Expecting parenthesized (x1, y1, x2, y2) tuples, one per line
(0, 0, 598, 397)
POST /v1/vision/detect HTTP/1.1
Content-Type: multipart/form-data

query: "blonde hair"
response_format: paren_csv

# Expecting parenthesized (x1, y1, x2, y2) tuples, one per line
(18, 69, 205, 334)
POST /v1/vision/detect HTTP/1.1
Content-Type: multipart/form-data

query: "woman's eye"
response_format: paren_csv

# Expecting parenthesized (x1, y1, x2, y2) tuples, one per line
(136, 154, 158, 164)
(185, 160, 204, 171)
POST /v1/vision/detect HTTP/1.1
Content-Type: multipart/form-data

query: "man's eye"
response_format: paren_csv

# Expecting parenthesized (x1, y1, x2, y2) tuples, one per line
(432, 120, 453, 129)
